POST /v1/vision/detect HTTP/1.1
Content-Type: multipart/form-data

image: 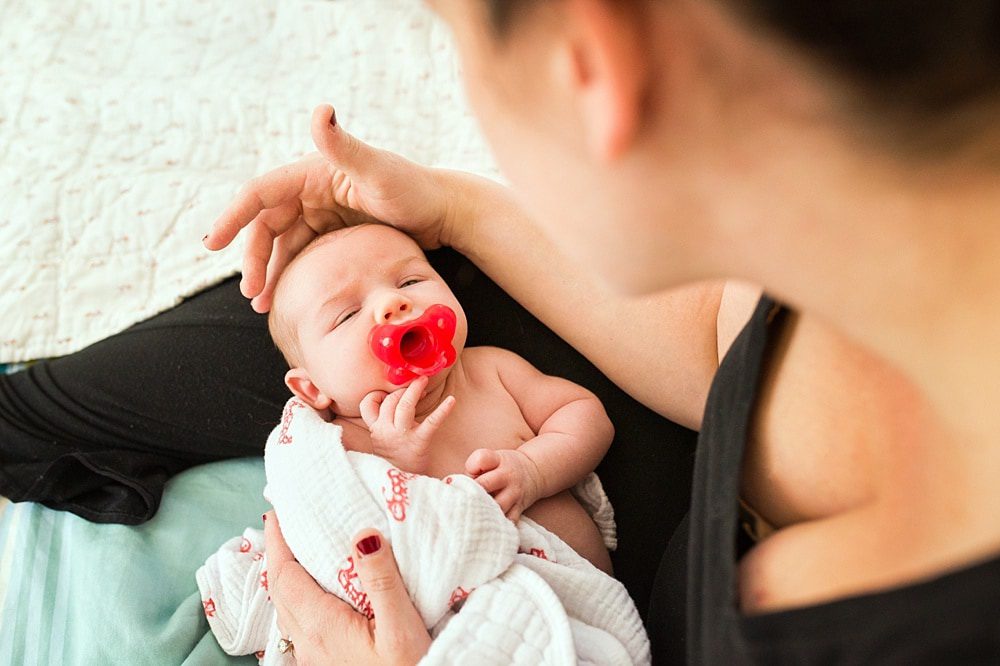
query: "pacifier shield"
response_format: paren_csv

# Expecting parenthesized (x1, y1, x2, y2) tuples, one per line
(369, 304, 458, 385)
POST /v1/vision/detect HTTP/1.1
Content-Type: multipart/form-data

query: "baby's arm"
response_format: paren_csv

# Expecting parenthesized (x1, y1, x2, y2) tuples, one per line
(466, 348, 614, 519)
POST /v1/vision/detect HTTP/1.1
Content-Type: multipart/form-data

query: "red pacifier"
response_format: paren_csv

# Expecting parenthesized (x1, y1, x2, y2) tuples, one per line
(368, 304, 458, 385)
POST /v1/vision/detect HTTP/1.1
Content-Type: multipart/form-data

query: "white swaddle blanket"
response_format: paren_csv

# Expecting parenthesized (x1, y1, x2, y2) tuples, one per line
(197, 398, 650, 665)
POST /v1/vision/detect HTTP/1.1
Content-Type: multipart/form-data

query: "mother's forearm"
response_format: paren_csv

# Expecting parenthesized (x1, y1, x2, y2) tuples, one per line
(437, 169, 721, 430)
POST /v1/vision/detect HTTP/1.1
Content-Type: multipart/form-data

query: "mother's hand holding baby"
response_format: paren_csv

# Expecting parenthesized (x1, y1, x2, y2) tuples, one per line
(263, 511, 431, 665)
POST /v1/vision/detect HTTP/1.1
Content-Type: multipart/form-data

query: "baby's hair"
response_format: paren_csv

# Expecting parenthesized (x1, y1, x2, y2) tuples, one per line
(267, 224, 375, 367)
(267, 299, 301, 368)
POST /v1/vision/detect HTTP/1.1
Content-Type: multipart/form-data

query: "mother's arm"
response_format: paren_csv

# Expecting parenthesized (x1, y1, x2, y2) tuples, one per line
(441, 171, 736, 429)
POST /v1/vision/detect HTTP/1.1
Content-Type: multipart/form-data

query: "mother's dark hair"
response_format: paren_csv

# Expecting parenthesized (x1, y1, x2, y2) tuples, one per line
(487, 1, 1000, 156)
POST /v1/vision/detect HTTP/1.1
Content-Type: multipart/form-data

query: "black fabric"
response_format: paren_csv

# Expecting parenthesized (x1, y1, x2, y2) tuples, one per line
(0, 275, 292, 524)
(0, 248, 697, 624)
(649, 511, 691, 665)
(656, 295, 1000, 665)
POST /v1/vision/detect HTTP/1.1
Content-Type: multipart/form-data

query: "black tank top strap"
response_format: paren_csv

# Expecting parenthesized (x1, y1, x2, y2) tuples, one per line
(685, 294, 786, 662)
(679, 294, 1000, 664)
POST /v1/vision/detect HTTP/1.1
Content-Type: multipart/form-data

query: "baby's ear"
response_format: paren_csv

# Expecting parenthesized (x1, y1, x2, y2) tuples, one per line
(284, 368, 333, 411)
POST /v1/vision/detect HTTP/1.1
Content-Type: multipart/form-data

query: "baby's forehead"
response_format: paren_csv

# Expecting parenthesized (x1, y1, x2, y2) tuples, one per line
(332, 223, 418, 253)
(283, 227, 429, 309)
(308, 226, 425, 268)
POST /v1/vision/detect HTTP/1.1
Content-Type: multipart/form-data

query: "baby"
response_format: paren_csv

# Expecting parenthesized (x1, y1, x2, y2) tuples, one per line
(267, 222, 614, 573)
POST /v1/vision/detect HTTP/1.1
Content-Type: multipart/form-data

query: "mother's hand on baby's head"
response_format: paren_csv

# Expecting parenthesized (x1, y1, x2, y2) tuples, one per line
(263, 510, 431, 665)
(203, 104, 455, 313)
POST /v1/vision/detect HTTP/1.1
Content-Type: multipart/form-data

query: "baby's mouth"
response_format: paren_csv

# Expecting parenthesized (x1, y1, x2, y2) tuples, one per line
(368, 304, 458, 385)
(399, 328, 433, 365)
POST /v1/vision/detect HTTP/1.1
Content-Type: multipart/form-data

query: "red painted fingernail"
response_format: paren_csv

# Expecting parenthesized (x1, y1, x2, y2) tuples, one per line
(357, 535, 381, 555)
(262, 513, 267, 522)
(329, 108, 337, 128)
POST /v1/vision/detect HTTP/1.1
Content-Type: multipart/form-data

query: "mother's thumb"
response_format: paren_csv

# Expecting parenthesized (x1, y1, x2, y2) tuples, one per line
(352, 529, 425, 633)
(311, 104, 376, 177)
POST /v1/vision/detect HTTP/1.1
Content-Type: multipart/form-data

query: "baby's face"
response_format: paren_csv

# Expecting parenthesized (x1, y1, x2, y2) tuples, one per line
(282, 225, 468, 417)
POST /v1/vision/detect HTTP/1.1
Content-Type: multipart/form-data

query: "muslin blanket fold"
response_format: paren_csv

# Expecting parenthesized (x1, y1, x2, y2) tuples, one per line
(197, 397, 650, 665)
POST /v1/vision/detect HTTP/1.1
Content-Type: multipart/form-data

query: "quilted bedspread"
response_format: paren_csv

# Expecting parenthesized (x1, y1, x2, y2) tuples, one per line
(0, 0, 498, 364)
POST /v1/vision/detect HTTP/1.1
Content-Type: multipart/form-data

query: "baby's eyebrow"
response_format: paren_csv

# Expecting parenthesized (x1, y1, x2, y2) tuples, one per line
(389, 255, 428, 272)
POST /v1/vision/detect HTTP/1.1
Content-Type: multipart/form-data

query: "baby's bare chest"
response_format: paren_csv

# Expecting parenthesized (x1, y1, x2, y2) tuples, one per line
(424, 382, 536, 477)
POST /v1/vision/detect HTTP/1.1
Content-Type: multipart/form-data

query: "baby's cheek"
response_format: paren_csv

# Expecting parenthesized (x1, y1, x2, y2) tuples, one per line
(319, 356, 376, 408)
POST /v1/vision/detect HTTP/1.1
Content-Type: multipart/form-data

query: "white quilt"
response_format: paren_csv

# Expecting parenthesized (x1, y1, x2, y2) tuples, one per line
(0, 0, 498, 364)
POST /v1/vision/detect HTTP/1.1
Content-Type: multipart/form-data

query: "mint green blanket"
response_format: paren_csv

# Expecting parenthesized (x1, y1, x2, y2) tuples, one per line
(0, 459, 269, 665)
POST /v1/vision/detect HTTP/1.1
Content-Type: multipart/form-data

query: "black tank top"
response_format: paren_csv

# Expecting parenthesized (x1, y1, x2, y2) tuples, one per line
(651, 295, 1000, 664)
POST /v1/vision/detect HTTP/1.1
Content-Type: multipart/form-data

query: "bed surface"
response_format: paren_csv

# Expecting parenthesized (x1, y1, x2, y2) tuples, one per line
(0, 0, 497, 365)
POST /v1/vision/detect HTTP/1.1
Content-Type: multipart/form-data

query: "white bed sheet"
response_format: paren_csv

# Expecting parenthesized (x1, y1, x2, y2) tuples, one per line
(0, 0, 498, 363)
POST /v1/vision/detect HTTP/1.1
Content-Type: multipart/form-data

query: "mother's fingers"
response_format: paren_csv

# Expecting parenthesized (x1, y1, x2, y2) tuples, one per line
(264, 511, 373, 657)
(241, 219, 273, 299)
(240, 203, 303, 298)
(205, 163, 308, 250)
(249, 221, 318, 313)
(272, 558, 373, 661)
(311, 104, 380, 182)
(262, 510, 297, 639)
(263, 511, 292, 563)
(351, 529, 431, 661)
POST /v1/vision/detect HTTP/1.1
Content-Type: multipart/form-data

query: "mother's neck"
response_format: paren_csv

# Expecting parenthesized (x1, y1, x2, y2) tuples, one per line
(707, 123, 1000, 439)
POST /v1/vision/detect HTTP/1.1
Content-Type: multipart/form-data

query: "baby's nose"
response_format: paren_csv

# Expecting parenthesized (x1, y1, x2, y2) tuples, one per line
(373, 292, 415, 324)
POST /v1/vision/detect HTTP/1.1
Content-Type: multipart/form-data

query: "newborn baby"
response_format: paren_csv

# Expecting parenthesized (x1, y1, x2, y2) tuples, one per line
(267, 223, 614, 573)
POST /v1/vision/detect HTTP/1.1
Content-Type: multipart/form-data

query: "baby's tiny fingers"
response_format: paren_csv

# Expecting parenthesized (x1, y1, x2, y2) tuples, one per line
(360, 391, 387, 428)
(464, 447, 501, 477)
(492, 488, 518, 517)
(415, 395, 455, 440)
(473, 469, 506, 495)
(394, 377, 427, 429)
(378, 389, 405, 425)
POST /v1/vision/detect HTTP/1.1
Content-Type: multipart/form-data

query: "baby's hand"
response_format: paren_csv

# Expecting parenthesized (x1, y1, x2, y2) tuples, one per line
(465, 448, 543, 522)
(360, 376, 455, 475)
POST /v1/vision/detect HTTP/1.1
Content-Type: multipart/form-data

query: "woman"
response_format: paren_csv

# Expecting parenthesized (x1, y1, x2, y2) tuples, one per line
(204, 0, 1000, 663)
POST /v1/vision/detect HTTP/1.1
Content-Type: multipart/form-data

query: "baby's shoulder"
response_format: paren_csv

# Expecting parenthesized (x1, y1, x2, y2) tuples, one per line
(461, 346, 541, 390)
(461, 345, 533, 375)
